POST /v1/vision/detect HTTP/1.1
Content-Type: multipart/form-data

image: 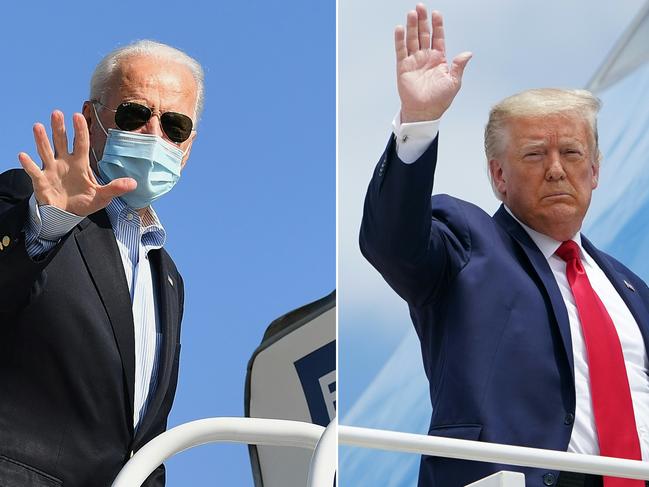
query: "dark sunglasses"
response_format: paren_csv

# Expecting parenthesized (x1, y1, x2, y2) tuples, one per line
(93, 100, 194, 143)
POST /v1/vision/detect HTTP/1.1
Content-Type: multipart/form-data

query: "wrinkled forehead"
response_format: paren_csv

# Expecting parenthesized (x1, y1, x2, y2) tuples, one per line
(105, 54, 198, 116)
(504, 112, 594, 147)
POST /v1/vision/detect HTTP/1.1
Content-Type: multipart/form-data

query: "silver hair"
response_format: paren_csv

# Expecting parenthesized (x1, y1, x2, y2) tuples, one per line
(484, 88, 602, 199)
(89, 39, 205, 121)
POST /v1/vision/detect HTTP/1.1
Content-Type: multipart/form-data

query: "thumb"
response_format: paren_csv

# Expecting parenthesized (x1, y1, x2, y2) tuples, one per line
(97, 177, 137, 200)
(450, 51, 472, 83)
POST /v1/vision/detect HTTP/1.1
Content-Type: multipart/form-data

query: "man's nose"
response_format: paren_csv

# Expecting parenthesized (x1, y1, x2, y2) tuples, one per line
(137, 115, 164, 138)
(545, 154, 566, 181)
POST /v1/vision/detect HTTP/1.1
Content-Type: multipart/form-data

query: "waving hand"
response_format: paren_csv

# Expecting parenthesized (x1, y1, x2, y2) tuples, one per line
(396, 5, 472, 123)
(18, 111, 135, 217)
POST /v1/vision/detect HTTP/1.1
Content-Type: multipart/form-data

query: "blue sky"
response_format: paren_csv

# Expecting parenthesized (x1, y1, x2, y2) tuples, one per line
(2, 1, 334, 485)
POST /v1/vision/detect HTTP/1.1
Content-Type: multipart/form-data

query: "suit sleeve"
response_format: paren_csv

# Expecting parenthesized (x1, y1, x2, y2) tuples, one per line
(0, 169, 66, 313)
(359, 134, 471, 307)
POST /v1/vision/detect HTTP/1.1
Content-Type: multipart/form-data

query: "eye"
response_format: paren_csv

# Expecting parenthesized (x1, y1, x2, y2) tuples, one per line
(523, 152, 543, 161)
(563, 149, 583, 159)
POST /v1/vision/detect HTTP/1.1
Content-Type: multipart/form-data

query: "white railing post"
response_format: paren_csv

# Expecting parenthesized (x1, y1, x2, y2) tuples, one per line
(307, 418, 337, 487)
(465, 471, 526, 487)
(111, 418, 324, 487)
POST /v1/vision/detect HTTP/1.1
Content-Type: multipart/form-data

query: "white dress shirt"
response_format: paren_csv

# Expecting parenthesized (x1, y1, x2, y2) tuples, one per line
(394, 114, 649, 459)
(510, 212, 649, 459)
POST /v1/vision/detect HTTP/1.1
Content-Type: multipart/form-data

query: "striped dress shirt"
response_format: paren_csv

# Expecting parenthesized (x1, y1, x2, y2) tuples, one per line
(23, 190, 166, 430)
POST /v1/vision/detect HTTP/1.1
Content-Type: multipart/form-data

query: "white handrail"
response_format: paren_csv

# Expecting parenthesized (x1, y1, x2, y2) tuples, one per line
(307, 418, 338, 487)
(339, 425, 649, 480)
(112, 417, 326, 487)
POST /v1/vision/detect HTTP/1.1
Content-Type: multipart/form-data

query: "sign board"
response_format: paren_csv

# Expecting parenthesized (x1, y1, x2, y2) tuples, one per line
(246, 291, 336, 487)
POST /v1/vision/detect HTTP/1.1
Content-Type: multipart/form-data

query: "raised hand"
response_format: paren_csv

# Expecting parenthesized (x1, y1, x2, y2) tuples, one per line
(396, 5, 472, 123)
(18, 111, 136, 217)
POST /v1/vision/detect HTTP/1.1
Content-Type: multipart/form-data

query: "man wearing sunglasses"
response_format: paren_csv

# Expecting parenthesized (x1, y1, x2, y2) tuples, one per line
(0, 40, 201, 486)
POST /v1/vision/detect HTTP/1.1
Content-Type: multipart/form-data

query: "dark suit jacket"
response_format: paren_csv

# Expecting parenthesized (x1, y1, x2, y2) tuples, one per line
(360, 136, 649, 487)
(0, 169, 184, 487)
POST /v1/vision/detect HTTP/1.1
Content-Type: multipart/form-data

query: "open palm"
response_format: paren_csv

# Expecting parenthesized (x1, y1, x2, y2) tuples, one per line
(18, 111, 135, 217)
(396, 6, 471, 123)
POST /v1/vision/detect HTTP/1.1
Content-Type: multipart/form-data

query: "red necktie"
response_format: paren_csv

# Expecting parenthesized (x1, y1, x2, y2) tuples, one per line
(556, 240, 643, 487)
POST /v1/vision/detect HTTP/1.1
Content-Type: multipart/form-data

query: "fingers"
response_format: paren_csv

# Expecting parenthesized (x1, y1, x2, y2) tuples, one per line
(405, 10, 419, 55)
(17, 152, 43, 182)
(33, 111, 88, 164)
(450, 51, 473, 82)
(33, 123, 55, 168)
(394, 26, 407, 64)
(71, 112, 90, 157)
(430, 10, 446, 55)
(401, 6, 443, 56)
(50, 111, 69, 158)
(416, 4, 430, 50)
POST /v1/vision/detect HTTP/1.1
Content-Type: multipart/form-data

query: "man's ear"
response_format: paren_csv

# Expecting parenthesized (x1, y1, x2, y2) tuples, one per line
(180, 132, 196, 171)
(81, 101, 93, 129)
(489, 158, 507, 196)
(591, 160, 599, 190)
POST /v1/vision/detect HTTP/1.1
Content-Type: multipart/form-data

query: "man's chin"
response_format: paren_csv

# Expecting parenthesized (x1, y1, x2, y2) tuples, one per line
(535, 205, 586, 237)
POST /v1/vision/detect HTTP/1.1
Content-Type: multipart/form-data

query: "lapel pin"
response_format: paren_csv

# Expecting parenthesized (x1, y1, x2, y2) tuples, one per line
(624, 280, 636, 292)
(167, 275, 174, 287)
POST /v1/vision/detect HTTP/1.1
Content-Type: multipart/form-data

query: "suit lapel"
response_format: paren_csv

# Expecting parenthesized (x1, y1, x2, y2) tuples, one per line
(582, 236, 649, 352)
(133, 248, 179, 445)
(494, 206, 575, 379)
(75, 211, 135, 432)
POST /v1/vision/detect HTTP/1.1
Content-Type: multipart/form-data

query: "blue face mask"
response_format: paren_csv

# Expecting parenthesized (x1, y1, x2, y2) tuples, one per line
(92, 104, 186, 209)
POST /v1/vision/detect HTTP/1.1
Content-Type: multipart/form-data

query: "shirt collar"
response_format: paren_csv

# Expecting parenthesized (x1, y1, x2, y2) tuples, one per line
(95, 173, 166, 245)
(504, 205, 582, 260)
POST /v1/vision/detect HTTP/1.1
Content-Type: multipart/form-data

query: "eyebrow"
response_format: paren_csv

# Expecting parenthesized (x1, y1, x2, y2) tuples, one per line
(518, 138, 586, 149)
(559, 138, 586, 146)
(518, 142, 546, 153)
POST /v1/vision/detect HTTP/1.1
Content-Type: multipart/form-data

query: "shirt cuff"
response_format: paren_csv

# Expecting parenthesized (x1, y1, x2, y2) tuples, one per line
(392, 112, 440, 164)
(28, 194, 84, 241)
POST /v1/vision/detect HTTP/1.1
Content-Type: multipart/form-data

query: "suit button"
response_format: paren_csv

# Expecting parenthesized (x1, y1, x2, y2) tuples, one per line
(564, 413, 575, 425)
(543, 473, 556, 486)
(1, 236, 9, 247)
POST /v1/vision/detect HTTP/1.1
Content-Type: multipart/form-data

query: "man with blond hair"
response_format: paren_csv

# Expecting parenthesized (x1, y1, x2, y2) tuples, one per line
(361, 6, 649, 487)
(0, 40, 202, 486)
